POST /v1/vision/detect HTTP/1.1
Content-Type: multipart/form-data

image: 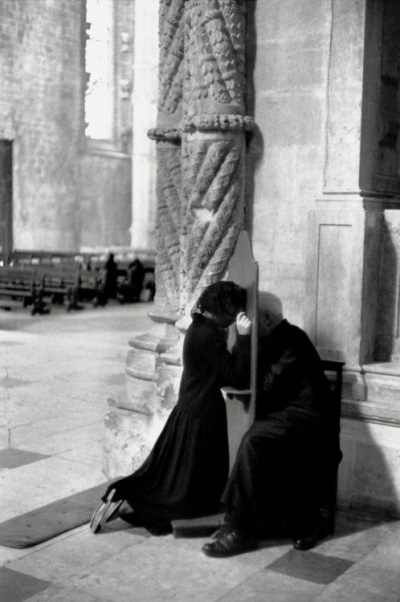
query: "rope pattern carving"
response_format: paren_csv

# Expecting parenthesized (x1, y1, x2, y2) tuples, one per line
(179, 0, 247, 312)
(185, 0, 246, 112)
(181, 114, 253, 133)
(158, 0, 186, 117)
(195, 223, 239, 292)
(181, 135, 244, 307)
(155, 145, 182, 304)
(152, 0, 186, 311)
(152, 0, 248, 316)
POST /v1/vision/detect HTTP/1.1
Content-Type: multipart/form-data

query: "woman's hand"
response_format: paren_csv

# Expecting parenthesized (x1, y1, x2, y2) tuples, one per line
(236, 311, 252, 335)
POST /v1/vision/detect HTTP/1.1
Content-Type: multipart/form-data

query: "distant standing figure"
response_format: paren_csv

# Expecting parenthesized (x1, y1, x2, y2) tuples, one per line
(102, 252, 118, 301)
(90, 281, 252, 534)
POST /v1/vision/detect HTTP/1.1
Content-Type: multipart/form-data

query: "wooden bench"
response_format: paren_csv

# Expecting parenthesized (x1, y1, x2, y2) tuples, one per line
(34, 264, 81, 311)
(0, 266, 45, 314)
(79, 268, 103, 305)
(321, 359, 344, 534)
(7, 249, 156, 308)
(11, 252, 102, 307)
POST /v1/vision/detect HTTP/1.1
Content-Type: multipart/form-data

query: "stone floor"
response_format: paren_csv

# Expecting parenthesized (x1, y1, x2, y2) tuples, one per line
(1, 301, 400, 602)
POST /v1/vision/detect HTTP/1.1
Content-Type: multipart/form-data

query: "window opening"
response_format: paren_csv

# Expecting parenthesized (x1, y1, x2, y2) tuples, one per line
(85, 0, 115, 141)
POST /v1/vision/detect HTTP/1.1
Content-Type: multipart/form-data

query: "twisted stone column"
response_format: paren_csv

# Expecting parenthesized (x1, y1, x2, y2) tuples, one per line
(180, 0, 253, 316)
(104, 0, 253, 476)
(149, 0, 186, 322)
(151, 0, 253, 318)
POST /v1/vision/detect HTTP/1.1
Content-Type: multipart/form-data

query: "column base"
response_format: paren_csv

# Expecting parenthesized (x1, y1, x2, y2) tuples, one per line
(338, 362, 400, 518)
(102, 321, 183, 479)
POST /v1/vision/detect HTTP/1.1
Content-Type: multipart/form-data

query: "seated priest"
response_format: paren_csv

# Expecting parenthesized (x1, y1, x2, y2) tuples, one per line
(202, 292, 342, 557)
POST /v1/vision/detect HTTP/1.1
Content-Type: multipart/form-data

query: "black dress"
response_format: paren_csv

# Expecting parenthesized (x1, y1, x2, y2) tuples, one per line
(104, 313, 250, 523)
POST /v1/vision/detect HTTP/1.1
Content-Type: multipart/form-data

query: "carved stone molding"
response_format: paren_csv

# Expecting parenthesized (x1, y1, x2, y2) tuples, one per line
(181, 114, 254, 133)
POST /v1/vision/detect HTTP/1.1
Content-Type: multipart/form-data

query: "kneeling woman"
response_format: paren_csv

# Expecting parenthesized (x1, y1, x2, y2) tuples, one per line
(91, 281, 252, 533)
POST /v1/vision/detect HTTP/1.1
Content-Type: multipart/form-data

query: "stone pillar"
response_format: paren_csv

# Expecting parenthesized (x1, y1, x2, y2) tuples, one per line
(149, 0, 185, 321)
(180, 0, 252, 317)
(104, 0, 252, 476)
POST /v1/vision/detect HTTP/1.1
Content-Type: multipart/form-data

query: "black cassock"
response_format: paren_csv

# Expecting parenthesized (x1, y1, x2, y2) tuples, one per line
(104, 313, 250, 524)
(222, 319, 341, 535)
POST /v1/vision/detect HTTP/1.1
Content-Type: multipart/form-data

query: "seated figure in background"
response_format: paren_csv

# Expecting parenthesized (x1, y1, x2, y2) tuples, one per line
(202, 292, 342, 557)
(117, 257, 145, 303)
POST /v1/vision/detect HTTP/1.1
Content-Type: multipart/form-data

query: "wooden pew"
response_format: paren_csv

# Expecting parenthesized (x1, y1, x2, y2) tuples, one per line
(79, 268, 103, 305)
(7, 249, 156, 308)
(34, 264, 81, 311)
(11, 251, 102, 307)
(0, 266, 45, 314)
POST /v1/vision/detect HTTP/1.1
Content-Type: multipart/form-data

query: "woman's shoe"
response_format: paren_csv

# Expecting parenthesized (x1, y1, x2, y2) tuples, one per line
(90, 489, 122, 534)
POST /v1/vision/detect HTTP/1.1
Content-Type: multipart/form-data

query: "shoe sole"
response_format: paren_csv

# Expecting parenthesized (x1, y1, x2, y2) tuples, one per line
(90, 503, 106, 534)
(90, 490, 122, 534)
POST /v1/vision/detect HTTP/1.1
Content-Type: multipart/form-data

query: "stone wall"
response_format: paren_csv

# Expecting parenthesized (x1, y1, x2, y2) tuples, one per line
(79, 153, 132, 248)
(0, 0, 132, 251)
(247, 0, 400, 518)
(247, 0, 334, 324)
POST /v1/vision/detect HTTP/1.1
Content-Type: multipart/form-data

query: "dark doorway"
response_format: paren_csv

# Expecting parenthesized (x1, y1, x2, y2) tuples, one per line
(0, 140, 13, 258)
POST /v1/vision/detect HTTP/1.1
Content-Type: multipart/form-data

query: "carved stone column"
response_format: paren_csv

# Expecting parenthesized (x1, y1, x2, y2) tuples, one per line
(103, 0, 252, 477)
(180, 0, 253, 317)
(149, 0, 185, 321)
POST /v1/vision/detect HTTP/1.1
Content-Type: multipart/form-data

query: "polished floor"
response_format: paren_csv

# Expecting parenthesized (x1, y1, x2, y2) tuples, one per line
(1, 301, 400, 602)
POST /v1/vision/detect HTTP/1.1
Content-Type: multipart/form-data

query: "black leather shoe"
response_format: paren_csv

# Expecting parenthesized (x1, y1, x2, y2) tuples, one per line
(202, 527, 257, 558)
(293, 522, 329, 551)
(211, 523, 232, 540)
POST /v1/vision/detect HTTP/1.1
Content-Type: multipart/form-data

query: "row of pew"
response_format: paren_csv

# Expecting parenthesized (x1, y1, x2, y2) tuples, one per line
(0, 250, 155, 315)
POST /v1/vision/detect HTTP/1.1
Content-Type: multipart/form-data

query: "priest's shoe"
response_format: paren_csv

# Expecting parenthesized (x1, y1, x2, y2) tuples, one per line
(201, 526, 257, 558)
